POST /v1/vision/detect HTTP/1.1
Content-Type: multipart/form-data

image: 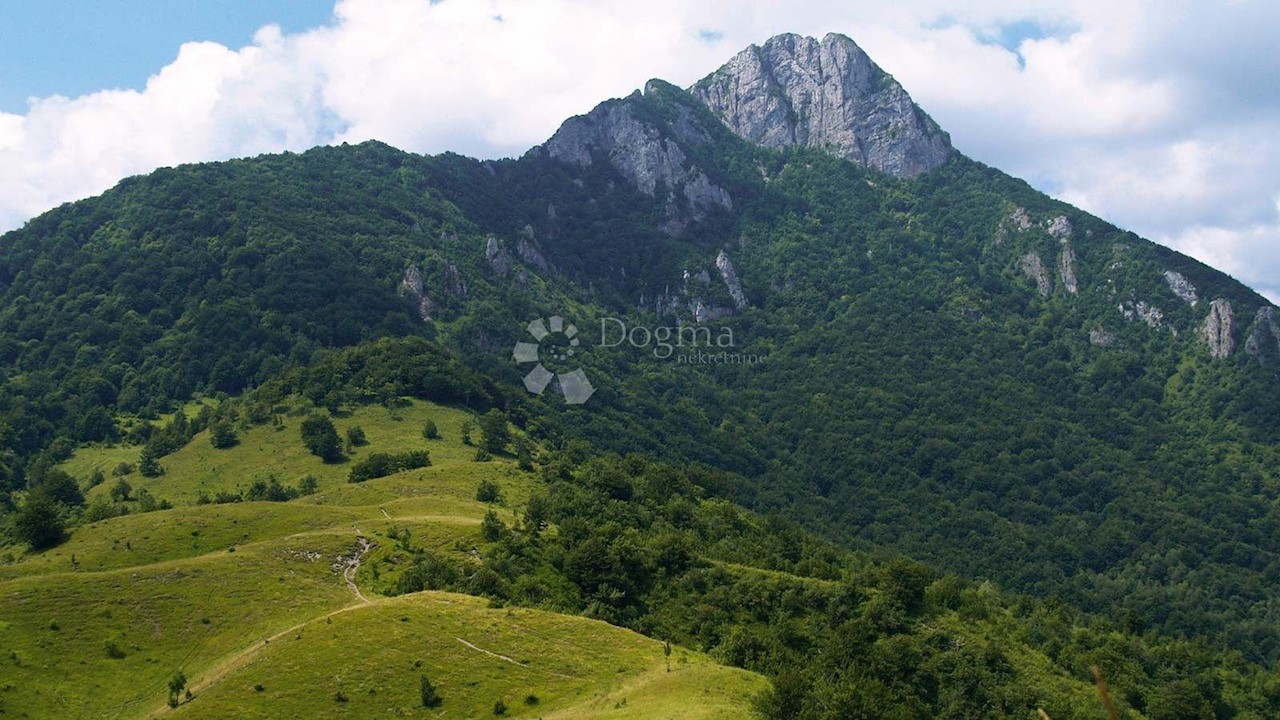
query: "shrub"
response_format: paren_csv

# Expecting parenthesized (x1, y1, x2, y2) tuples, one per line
(14, 494, 66, 550)
(210, 421, 238, 449)
(493, 699, 507, 715)
(300, 414, 343, 463)
(346, 425, 368, 447)
(478, 410, 511, 454)
(475, 480, 502, 503)
(348, 450, 431, 483)
(422, 419, 440, 440)
(481, 510, 506, 542)
(420, 675, 443, 708)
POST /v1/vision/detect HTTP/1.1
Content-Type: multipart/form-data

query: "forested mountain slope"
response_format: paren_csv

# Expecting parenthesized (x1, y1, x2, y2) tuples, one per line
(2, 31, 1279, 686)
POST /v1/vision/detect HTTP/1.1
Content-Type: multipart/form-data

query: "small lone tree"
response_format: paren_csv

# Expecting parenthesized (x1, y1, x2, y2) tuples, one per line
(460, 420, 474, 446)
(480, 510, 506, 542)
(664, 639, 672, 672)
(478, 410, 511, 454)
(475, 480, 501, 503)
(210, 421, 238, 449)
(420, 674, 443, 708)
(300, 414, 343, 463)
(167, 671, 187, 708)
(422, 419, 439, 440)
(493, 698, 508, 715)
(138, 444, 164, 477)
(346, 425, 367, 448)
(110, 478, 132, 503)
(15, 494, 66, 550)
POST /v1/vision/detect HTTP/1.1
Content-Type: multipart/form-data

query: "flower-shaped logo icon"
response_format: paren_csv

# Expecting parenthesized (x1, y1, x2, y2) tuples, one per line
(512, 315, 595, 404)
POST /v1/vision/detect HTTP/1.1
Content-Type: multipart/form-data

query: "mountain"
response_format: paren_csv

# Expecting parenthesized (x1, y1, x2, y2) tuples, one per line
(3, 32, 1280, 719)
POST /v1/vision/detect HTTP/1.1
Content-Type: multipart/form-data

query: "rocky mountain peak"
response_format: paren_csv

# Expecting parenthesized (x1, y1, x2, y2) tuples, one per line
(691, 32, 952, 178)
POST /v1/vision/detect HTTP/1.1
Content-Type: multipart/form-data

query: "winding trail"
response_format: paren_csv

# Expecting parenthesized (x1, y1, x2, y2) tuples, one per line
(137, 534, 375, 719)
(342, 535, 374, 604)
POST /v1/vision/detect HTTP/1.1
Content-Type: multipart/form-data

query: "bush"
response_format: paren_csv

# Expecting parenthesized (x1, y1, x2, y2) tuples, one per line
(111, 461, 134, 477)
(14, 494, 66, 550)
(422, 419, 440, 440)
(298, 475, 319, 495)
(493, 699, 507, 715)
(420, 675, 443, 708)
(210, 421, 238, 449)
(478, 410, 511, 454)
(110, 478, 132, 502)
(480, 510, 506, 542)
(300, 414, 343, 462)
(346, 425, 368, 447)
(348, 450, 431, 483)
(475, 480, 502, 503)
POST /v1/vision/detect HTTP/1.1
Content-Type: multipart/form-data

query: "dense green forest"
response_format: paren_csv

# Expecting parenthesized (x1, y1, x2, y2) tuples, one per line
(2, 72, 1280, 717)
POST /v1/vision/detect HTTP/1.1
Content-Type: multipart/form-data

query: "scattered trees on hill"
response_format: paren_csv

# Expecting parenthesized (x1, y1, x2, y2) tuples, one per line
(300, 414, 343, 463)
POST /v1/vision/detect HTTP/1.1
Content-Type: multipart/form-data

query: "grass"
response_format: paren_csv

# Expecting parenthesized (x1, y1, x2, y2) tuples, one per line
(168, 592, 765, 720)
(0, 399, 765, 718)
(63, 400, 490, 507)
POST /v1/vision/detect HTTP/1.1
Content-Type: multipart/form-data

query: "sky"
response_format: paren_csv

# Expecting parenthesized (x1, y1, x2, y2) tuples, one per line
(0, 0, 1276, 304)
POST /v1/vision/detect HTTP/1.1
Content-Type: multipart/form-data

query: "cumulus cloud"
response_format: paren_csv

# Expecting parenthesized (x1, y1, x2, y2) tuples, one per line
(0, 0, 1276, 305)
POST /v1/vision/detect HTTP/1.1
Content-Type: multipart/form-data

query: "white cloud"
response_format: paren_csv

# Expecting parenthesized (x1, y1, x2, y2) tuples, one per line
(0, 0, 1276, 306)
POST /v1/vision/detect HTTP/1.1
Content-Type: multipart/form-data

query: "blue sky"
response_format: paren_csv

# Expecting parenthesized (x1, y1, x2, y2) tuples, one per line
(0, 0, 1276, 304)
(0, 1, 333, 112)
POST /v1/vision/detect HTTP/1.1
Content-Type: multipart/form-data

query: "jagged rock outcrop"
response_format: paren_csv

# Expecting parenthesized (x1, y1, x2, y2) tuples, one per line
(485, 236, 511, 276)
(1119, 300, 1165, 329)
(400, 265, 433, 321)
(1202, 299, 1236, 358)
(442, 263, 467, 298)
(1245, 306, 1280, 364)
(542, 85, 731, 225)
(1045, 216, 1073, 241)
(1163, 271, 1198, 306)
(1009, 208, 1033, 232)
(516, 230, 551, 273)
(1058, 244, 1079, 294)
(691, 33, 951, 178)
(1089, 327, 1116, 347)
(1020, 253, 1052, 297)
(715, 251, 748, 310)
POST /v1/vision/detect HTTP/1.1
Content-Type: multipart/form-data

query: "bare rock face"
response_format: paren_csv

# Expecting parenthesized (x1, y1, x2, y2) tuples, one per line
(516, 231, 551, 273)
(1163, 271, 1199, 306)
(543, 89, 731, 222)
(1058, 244, 1079, 294)
(1202, 299, 1236, 358)
(1119, 300, 1165, 329)
(1045, 216, 1073, 241)
(400, 265, 433, 321)
(1020, 253, 1053, 297)
(1089, 327, 1116, 347)
(485, 236, 511, 276)
(1245, 306, 1280, 364)
(715, 250, 748, 310)
(691, 33, 951, 178)
(442, 263, 467, 298)
(1009, 207, 1033, 232)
